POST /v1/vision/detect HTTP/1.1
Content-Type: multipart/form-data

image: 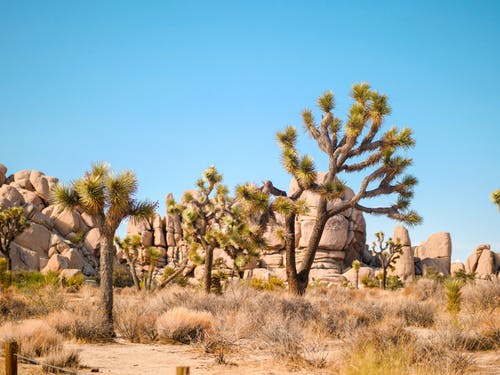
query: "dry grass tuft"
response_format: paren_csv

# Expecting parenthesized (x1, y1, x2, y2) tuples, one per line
(42, 348, 80, 370)
(0, 320, 62, 357)
(156, 306, 213, 344)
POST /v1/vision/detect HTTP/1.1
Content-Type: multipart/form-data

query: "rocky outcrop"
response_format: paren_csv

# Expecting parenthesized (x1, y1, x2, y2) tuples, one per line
(414, 232, 452, 275)
(392, 226, 415, 283)
(0, 164, 99, 276)
(465, 244, 499, 280)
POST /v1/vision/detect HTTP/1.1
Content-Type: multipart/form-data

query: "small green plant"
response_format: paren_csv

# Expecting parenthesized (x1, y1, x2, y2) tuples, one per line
(453, 268, 475, 283)
(444, 278, 463, 317)
(11, 271, 59, 291)
(112, 265, 134, 288)
(248, 275, 285, 291)
(162, 266, 188, 287)
(361, 274, 379, 288)
(386, 275, 404, 290)
(64, 274, 85, 291)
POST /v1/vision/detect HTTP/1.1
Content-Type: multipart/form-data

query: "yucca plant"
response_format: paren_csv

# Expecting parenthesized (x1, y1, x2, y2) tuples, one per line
(259, 84, 421, 295)
(0, 206, 29, 273)
(52, 162, 157, 336)
(444, 278, 463, 318)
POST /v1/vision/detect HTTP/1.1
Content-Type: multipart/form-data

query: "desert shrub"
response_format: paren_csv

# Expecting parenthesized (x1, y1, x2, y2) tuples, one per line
(63, 274, 85, 291)
(279, 296, 319, 322)
(438, 327, 497, 351)
(20, 285, 66, 316)
(453, 269, 476, 283)
(248, 275, 285, 291)
(43, 348, 80, 370)
(113, 265, 134, 288)
(386, 275, 404, 290)
(71, 308, 111, 342)
(0, 320, 63, 357)
(11, 271, 59, 291)
(162, 266, 188, 287)
(361, 274, 380, 288)
(45, 310, 78, 338)
(410, 278, 444, 301)
(0, 291, 29, 321)
(395, 300, 435, 327)
(114, 297, 158, 342)
(156, 307, 213, 344)
(462, 280, 500, 312)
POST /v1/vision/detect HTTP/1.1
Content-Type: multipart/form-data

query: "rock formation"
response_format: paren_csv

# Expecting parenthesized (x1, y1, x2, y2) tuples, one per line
(391, 226, 415, 283)
(414, 232, 452, 276)
(0, 164, 99, 276)
(464, 244, 499, 280)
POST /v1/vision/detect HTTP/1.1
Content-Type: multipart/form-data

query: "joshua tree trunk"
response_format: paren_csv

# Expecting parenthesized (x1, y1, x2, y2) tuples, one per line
(285, 214, 301, 295)
(203, 245, 215, 294)
(100, 233, 115, 337)
(382, 268, 387, 290)
(289, 200, 329, 295)
(355, 271, 359, 289)
(126, 259, 140, 291)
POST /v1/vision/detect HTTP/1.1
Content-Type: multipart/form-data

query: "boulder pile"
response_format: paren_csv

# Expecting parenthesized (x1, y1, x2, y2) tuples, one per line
(0, 164, 98, 277)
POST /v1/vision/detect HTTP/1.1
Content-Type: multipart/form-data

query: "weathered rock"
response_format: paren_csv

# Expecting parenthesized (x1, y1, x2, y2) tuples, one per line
(62, 248, 86, 270)
(30, 211, 54, 230)
(141, 230, 154, 247)
(421, 258, 449, 276)
(17, 188, 44, 210)
(29, 171, 58, 203)
(50, 233, 72, 254)
(54, 209, 83, 237)
(298, 216, 348, 250)
(465, 244, 490, 274)
(60, 269, 84, 280)
(14, 222, 51, 256)
(9, 243, 40, 270)
(84, 228, 101, 252)
(415, 232, 452, 275)
(42, 254, 69, 273)
(0, 164, 6, 186)
(451, 262, 465, 275)
(82, 264, 97, 276)
(263, 228, 285, 250)
(260, 253, 283, 268)
(476, 248, 495, 277)
(309, 269, 346, 284)
(248, 268, 272, 281)
(392, 226, 415, 282)
(14, 170, 33, 190)
(0, 184, 25, 207)
(153, 214, 166, 247)
(214, 248, 234, 269)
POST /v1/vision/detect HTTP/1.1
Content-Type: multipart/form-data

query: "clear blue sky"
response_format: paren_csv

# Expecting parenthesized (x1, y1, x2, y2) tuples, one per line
(1, 1, 499, 261)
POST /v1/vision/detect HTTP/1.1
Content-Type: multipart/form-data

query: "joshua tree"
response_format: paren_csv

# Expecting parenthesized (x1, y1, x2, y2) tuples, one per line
(370, 232, 402, 290)
(169, 166, 265, 294)
(0, 206, 29, 272)
(491, 190, 500, 210)
(260, 83, 421, 295)
(115, 234, 142, 291)
(52, 162, 157, 336)
(352, 260, 361, 289)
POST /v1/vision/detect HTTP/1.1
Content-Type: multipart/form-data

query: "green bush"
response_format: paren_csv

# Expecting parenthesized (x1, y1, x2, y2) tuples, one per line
(113, 265, 134, 288)
(248, 275, 285, 291)
(11, 271, 59, 291)
(361, 275, 379, 288)
(64, 274, 85, 291)
(386, 275, 404, 290)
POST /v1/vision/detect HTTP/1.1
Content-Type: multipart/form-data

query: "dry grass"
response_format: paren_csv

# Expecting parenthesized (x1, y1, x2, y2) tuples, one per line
(156, 306, 213, 344)
(0, 320, 62, 357)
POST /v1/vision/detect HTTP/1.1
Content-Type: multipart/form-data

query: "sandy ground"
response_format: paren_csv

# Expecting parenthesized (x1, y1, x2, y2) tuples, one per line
(70, 340, 302, 375)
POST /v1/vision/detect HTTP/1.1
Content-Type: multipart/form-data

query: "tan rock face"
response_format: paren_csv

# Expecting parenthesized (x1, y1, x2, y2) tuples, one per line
(0, 185, 25, 207)
(9, 243, 40, 270)
(14, 170, 34, 190)
(84, 228, 101, 252)
(42, 254, 70, 273)
(0, 163, 7, 186)
(465, 244, 496, 279)
(54, 210, 84, 237)
(14, 222, 51, 256)
(392, 226, 415, 282)
(415, 232, 452, 275)
(343, 266, 374, 288)
(62, 248, 86, 270)
(29, 171, 58, 203)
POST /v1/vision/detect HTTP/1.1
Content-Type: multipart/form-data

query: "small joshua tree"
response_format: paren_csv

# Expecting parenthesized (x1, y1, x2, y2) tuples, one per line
(0, 206, 30, 272)
(352, 260, 361, 289)
(491, 190, 500, 211)
(169, 166, 265, 294)
(370, 231, 402, 290)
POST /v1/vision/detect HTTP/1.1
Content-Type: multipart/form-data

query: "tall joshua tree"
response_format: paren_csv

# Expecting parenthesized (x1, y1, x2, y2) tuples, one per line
(492, 190, 500, 210)
(263, 83, 421, 295)
(169, 166, 265, 294)
(0, 206, 29, 272)
(52, 162, 157, 336)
